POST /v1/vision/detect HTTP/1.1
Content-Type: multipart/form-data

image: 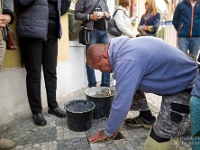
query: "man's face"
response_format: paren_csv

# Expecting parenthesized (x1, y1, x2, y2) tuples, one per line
(88, 55, 112, 73)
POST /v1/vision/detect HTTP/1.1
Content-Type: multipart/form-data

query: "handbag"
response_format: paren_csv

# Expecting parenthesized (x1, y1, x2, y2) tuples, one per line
(107, 9, 123, 37)
(78, 0, 100, 45)
(1, 1, 17, 50)
(79, 24, 86, 45)
(2, 25, 17, 50)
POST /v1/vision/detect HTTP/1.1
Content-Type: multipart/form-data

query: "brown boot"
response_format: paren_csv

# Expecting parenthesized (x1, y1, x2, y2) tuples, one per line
(0, 137, 15, 149)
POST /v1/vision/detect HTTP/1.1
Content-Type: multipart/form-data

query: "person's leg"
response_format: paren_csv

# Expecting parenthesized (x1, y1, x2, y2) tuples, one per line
(43, 29, 66, 118)
(124, 90, 155, 129)
(43, 29, 58, 109)
(0, 137, 15, 149)
(143, 92, 190, 150)
(23, 37, 47, 126)
(0, 39, 6, 71)
(19, 38, 26, 67)
(178, 37, 189, 54)
(23, 38, 43, 114)
(85, 29, 98, 87)
(98, 30, 110, 87)
(189, 37, 200, 58)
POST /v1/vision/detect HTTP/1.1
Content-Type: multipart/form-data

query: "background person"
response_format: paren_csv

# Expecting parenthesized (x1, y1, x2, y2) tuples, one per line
(74, 0, 111, 88)
(14, 0, 71, 126)
(87, 36, 197, 150)
(137, 0, 160, 37)
(109, 0, 136, 39)
(0, 0, 15, 149)
(172, 0, 200, 59)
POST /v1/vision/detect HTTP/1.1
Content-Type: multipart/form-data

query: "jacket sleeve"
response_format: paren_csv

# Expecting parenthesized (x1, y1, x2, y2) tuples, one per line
(3, 0, 15, 24)
(172, 4, 180, 31)
(104, 0, 110, 21)
(14, 0, 36, 7)
(105, 60, 144, 135)
(74, 0, 88, 21)
(61, 0, 72, 16)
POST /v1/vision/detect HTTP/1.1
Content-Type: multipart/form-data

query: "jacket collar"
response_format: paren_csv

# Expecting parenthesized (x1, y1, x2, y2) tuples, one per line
(183, 0, 200, 5)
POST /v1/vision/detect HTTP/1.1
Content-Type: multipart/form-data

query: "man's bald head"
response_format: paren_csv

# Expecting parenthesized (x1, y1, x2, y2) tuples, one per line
(86, 43, 109, 64)
(86, 43, 112, 73)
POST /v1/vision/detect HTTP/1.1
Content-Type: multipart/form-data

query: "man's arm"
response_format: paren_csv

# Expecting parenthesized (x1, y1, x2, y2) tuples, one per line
(74, 0, 88, 21)
(172, 4, 181, 31)
(103, 0, 110, 21)
(105, 60, 145, 136)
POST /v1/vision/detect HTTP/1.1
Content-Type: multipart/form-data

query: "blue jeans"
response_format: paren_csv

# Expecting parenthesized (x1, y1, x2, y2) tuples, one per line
(178, 37, 200, 58)
(85, 29, 110, 87)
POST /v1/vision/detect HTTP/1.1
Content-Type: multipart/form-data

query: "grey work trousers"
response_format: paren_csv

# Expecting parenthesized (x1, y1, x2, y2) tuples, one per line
(131, 90, 190, 138)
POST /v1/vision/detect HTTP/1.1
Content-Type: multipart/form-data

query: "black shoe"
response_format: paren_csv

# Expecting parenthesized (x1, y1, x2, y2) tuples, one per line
(48, 107, 66, 118)
(32, 113, 47, 126)
(124, 116, 156, 129)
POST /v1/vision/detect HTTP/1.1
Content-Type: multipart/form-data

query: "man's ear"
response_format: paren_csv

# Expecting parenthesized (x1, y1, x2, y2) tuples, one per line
(101, 53, 109, 59)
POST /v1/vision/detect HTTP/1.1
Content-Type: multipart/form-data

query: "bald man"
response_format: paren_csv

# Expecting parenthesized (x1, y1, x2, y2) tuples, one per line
(87, 36, 198, 150)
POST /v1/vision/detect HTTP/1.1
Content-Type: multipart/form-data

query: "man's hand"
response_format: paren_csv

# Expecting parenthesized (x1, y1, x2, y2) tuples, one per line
(88, 130, 118, 143)
(90, 12, 103, 21)
(0, 14, 11, 30)
(103, 11, 110, 18)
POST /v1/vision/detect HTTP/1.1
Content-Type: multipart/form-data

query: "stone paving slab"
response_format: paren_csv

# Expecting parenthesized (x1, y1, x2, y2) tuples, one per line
(0, 90, 192, 150)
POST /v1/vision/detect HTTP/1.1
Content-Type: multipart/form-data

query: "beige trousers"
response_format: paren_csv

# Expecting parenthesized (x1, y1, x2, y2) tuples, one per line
(0, 39, 6, 71)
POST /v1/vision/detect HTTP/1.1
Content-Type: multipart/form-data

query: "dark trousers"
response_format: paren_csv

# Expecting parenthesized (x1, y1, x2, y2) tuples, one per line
(20, 29, 58, 114)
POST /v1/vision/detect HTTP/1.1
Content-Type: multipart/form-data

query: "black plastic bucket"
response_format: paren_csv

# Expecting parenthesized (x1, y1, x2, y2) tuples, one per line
(85, 87, 115, 119)
(64, 100, 95, 132)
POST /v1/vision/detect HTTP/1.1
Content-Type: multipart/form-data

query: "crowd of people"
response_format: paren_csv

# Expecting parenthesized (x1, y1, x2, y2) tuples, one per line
(0, 0, 200, 149)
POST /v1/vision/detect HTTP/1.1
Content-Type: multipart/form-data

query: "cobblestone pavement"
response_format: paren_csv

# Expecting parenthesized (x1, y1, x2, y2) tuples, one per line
(0, 89, 192, 150)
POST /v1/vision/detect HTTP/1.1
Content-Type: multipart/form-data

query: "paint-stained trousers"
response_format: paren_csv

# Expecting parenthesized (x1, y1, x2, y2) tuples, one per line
(131, 90, 190, 139)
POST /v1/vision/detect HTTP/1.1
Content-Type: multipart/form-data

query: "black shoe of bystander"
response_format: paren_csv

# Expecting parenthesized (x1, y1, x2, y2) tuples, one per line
(32, 113, 47, 126)
(48, 107, 66, 118)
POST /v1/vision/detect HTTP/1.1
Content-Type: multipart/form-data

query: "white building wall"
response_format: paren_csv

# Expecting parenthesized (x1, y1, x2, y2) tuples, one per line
(0, 61, 73, 125)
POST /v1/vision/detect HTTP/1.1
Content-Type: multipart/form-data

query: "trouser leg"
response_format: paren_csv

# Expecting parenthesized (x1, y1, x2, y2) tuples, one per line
(153, 92, 190, 139)
(19, 38, 26, 67)
(0, 39, 6, 71)
(130, 90, 150, 111)
(22, 38, 43, 114)
(86, 30, 97, 87)
(43, 29, 58, 109)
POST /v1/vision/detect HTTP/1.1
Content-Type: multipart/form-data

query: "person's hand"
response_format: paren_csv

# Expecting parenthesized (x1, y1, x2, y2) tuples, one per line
(88, 130, 118, 143)
(0, 14, 11, 30)
(90, 12, 103, 21)
(103, 11, 110, 18)
(138, 25, 145, 31)
(138, 25, 147, 36)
